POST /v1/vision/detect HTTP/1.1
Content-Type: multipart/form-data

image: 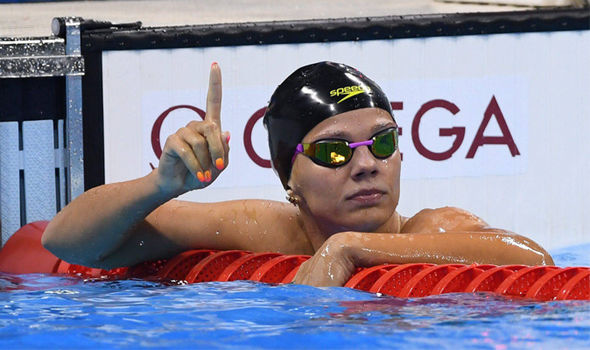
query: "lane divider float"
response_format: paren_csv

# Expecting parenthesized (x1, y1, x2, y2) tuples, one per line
(0, 221, 588, 301)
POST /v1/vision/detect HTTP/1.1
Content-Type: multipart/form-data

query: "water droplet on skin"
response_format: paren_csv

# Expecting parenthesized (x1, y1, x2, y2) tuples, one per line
(215, 231, 220, 235)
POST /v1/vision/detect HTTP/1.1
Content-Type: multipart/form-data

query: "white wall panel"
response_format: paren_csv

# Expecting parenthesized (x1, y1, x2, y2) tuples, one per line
(23, 120, 56, 223)
(0, 122, 21, 245)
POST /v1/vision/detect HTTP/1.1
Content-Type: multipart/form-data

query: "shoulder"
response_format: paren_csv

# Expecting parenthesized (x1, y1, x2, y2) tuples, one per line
(400, 206, 489, 233)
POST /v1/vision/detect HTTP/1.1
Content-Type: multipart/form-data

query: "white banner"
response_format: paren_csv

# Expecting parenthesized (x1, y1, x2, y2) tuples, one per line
(139, 76, 528, 185)
(102, 31, 590, 249)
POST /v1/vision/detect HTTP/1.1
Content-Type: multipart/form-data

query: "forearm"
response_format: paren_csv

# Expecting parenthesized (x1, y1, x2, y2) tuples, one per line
(42, 170, 173, 266)
(343, 231, 554, 267)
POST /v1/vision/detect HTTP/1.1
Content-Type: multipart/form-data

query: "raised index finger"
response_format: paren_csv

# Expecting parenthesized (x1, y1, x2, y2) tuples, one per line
(206, 62, 222, 126)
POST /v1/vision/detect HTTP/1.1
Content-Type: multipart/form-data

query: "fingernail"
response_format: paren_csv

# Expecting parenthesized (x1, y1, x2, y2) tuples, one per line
(211, 62, 218, 67)
(215, 158, 224, 170)
(205, 170, 212, 182)
(197, 172, 205, 182)
(225, 132, 231, 144)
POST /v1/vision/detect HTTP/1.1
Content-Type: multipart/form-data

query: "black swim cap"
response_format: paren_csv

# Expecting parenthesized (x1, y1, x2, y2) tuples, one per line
(263, 61, 395, 190)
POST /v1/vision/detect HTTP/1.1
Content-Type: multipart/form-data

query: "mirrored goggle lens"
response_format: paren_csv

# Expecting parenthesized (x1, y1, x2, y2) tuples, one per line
(305, 141, 352, 166)
(371, 129, 397, 158)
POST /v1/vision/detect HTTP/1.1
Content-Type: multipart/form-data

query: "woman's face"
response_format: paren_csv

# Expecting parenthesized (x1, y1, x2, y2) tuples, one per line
(289, 107, 401, 234)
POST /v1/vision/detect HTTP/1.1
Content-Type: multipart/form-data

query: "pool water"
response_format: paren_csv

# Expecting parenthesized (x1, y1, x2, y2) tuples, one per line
(1, 244, 589, 349)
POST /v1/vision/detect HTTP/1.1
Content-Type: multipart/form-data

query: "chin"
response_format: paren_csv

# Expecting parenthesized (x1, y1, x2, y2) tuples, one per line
(340, 211, 391, 233)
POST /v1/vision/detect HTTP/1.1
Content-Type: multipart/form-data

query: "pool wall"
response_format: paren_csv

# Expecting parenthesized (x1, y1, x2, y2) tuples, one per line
(1, 10, 589, 250)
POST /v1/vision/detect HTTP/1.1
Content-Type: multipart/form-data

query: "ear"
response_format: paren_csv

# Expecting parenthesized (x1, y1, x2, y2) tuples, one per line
(285, 188, 301, 206)
(287, 170, 307, 206)
(286, 178, 295, 195)
(286, 177, 302, 197)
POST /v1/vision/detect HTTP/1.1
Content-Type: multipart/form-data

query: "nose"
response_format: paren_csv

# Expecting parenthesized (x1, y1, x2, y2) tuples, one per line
(349, 145, 379, 180)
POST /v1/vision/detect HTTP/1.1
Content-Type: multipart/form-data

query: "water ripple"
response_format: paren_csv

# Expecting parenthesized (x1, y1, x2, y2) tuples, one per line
(0, 245, 588, 349)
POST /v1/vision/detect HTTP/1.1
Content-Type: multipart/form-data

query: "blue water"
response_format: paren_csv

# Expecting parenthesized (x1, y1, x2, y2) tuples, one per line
(1, 244, 589, 349)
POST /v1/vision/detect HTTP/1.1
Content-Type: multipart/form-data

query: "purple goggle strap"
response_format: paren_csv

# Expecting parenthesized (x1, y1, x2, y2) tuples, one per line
(291, 139, 374, 164)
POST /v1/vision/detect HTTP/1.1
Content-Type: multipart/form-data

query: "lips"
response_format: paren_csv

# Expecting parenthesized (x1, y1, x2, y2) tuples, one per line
(346, 188, 386, 204)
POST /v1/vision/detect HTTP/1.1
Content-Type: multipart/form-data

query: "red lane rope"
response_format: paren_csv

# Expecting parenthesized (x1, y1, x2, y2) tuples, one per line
(1, 221, 588, 301)
(429, 264, 496, 295)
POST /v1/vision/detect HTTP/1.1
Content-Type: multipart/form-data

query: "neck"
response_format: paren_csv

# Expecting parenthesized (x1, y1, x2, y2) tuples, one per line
(297, 207, 402, 252)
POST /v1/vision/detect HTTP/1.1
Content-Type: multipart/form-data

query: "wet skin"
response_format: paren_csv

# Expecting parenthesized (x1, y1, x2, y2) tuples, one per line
(42, 64, 554, 287)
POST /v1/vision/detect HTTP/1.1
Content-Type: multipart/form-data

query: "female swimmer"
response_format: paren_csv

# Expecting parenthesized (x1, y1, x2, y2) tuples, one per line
(42, 62, 553, 286)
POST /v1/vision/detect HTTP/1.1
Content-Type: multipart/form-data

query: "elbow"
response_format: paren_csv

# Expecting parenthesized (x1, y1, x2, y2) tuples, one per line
(41, 220, 101, 268)
(539, 250, 555, 266)
(499, 233, 554, 266)
(525, 250, 554, 266)
(40, 230, 49, 249)
(41, 220, 59, 257)
(524, 239, 555, 266)
(40, 230, 68, 265)
(41, 221, 73, 264)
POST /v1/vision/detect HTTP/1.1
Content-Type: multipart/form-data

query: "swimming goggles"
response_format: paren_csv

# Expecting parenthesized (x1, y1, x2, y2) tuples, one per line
(292, 127, 398, 167)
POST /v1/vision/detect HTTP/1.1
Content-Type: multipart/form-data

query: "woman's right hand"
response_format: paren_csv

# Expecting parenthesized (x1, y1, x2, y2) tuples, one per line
(155, 63, 230, 197)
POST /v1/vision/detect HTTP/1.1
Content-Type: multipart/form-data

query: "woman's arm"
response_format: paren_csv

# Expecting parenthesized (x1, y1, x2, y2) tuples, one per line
(42, 175, 304, 269)
(294, 230, 553, 287)
(294, 207, 554, 286)
(42, 170, 176, 269)
(42, 63, 302, 269)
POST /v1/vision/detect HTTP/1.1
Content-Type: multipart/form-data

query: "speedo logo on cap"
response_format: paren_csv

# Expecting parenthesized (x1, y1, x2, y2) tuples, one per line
(329, 85, 370, 104)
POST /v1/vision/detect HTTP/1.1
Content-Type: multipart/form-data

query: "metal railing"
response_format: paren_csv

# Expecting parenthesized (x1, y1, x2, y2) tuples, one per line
(0, 17, 84, 245)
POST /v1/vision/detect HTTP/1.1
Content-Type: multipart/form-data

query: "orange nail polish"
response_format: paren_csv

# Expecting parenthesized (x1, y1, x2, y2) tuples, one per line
(197, 172, 205, 182)
(205, 170, 212, 182)
(215, 158, 224, 170)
